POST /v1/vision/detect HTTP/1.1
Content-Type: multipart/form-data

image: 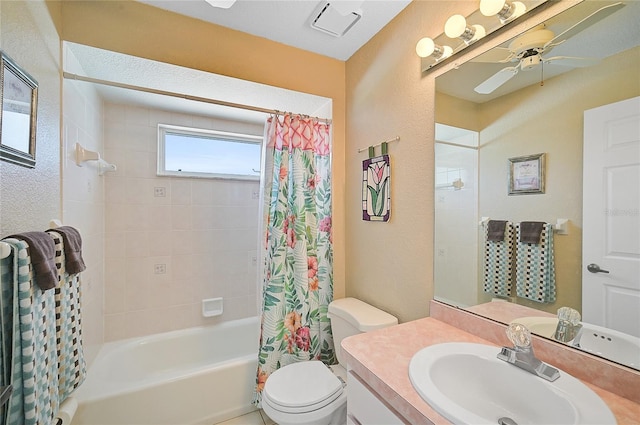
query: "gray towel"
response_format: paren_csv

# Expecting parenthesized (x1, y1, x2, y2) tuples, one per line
(7, 231, 58, 290)
(519, 221, 545, 244)
(487, 220, 508, 241)
(46, 226, 86, 275)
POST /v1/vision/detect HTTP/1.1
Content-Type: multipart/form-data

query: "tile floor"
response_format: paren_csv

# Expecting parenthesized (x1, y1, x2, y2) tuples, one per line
(216, 410, 275, 425)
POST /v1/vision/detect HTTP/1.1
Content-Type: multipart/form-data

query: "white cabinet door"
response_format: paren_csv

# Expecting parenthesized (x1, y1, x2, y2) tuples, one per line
(582, 96, 640, 337)
(347, 370, 407, 425)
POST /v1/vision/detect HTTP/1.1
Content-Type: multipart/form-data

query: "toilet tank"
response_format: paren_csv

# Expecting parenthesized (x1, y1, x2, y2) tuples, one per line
(327, 297, 398, 366)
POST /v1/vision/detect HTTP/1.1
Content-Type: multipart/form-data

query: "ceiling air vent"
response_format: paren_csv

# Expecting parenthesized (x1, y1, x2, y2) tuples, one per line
(311, 2, 362, 37)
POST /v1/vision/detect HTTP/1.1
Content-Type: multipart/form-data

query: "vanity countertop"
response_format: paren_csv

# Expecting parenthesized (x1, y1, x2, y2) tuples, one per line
(342, 316, 640, 424)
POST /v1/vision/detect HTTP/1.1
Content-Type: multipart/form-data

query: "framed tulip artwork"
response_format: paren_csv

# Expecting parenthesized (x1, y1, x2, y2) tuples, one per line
(362, 153, 391, 222)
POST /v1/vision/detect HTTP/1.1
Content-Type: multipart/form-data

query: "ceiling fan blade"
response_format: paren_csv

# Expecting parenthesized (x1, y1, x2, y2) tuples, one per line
(474, 66, 519, 94)
(543, 56, 601, 67)
(472, 47, 514, 63)
(544, 2, 625, 49)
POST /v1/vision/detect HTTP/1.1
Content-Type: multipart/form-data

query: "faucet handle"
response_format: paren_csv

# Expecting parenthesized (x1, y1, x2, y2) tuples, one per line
(506, 323, 531, 348)
(557, 307, 581, 325)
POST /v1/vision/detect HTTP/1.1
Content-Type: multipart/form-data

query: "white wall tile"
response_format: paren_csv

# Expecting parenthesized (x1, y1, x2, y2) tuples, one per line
(170, 179, 192, 205)
(62, 71, 105, 362)
(102, 102, 261, 341)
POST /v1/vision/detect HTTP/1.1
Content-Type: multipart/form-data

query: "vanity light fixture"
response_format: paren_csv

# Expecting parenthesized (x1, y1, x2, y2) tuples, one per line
(444, 14, 486, 44)
(415, 0, 547, 69)
(480, 0, 527, 24)
(415, 37, 453, 61)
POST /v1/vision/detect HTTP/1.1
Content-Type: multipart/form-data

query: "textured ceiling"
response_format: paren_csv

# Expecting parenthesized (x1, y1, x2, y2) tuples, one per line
(65, 0, 415, 123)
(136, 0, 411, 61)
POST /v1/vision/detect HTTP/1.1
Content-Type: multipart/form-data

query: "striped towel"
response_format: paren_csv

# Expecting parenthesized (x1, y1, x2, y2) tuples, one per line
(515, 223, 556, 303)
(1, 239, 60, 425)
(483, 221, 515, 297)
(0, 251, 14, 423)
(48, 231, 86, 402)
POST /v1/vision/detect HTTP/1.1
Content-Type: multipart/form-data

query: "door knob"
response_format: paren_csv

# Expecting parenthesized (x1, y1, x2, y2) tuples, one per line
(587, 263, 610, 274)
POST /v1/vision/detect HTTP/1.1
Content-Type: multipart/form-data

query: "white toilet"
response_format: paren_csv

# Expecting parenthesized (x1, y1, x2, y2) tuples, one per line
(261, 297, 398, 425)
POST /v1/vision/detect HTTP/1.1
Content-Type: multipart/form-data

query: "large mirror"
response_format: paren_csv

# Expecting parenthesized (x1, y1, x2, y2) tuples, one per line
(434, 0, 640, 370)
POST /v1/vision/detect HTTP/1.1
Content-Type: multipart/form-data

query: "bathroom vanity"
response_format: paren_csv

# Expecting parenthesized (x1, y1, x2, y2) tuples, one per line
(342, 301, 640, 424)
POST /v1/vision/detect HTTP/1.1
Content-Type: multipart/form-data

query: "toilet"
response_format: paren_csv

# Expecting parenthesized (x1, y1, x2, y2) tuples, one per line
(261, 297, 398, 425)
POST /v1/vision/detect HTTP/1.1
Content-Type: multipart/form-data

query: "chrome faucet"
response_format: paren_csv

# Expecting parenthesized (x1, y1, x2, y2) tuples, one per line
(553, 307, 582, 344)
(497, 323, 560, 382)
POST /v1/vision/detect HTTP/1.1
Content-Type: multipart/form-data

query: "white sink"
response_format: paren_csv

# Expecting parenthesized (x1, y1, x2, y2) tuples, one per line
(513, 317, 640, 370)
(409, 342, 616, 425)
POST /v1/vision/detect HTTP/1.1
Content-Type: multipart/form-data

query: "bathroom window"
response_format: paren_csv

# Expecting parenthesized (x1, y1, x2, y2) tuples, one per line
(157, 124, 262, 180)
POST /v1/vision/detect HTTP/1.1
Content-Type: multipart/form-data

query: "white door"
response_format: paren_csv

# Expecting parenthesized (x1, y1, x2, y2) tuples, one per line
(583, 96, 640, 338)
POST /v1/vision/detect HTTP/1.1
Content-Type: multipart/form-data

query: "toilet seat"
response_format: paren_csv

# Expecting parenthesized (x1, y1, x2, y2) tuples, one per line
(263, 361, 344, 414)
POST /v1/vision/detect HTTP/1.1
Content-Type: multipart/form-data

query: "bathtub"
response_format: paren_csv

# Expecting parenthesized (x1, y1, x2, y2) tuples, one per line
(71, 316, 260, 425)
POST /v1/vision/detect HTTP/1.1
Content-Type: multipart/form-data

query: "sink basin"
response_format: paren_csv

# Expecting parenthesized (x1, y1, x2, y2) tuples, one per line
(513, 317, 640, 369)
(409, 342, 616, 425)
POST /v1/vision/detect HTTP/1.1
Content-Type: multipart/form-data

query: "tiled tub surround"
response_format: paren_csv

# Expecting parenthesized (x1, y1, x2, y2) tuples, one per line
(102, 103, 264, 341)
(342, 301, 640, 425)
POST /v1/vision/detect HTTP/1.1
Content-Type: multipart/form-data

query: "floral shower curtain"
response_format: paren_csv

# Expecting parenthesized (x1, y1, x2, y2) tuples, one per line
(254, 113, 335, 406)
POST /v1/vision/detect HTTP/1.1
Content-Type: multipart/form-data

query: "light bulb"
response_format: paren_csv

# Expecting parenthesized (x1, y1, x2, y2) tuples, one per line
(416, 38, 435, 57)
(444, 14, 485, 44)
(480, 0, 527, 24)
(415, 37, 453, 61)
(444, 14, 467, 39)
(480, 0, 506, 17)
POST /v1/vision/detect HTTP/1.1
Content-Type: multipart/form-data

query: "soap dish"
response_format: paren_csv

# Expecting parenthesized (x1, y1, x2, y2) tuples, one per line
(202, 297, 223, 317)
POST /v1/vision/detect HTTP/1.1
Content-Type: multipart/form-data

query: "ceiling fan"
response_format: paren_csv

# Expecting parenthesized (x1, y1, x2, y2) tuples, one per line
(473, 1, 625, 95)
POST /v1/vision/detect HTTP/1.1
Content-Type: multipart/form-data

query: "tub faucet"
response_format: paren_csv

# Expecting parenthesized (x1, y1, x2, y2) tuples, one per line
(497, 323, 560, 382)
(553, 307, 582, 343)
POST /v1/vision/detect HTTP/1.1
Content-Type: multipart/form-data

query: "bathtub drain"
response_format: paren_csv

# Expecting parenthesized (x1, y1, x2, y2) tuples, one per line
(498, 417, 518, 425)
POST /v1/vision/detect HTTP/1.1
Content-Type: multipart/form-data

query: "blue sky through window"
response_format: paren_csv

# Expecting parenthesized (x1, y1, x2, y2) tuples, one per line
(164, 132, 261, 176)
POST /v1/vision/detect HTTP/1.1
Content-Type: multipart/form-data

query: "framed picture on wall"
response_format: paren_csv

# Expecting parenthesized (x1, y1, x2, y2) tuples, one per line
(0, 51, 38, 168)
(508, 153, 545, 195)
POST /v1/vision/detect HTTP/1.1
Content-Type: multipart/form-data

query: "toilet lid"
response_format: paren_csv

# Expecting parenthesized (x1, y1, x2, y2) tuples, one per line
(263, 361, 343, 413)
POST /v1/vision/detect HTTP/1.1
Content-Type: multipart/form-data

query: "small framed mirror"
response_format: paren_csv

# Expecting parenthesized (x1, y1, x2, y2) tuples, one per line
(0, 51, 38, 168)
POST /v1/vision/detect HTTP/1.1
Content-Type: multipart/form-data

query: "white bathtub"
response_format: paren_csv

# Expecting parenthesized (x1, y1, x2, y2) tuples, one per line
(71, 316, 260, 425)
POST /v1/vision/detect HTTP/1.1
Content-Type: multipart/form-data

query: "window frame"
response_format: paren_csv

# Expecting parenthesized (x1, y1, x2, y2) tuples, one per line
(157, 123, 262, 181)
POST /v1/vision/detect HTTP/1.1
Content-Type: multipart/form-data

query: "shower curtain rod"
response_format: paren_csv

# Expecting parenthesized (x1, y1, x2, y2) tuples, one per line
(62, 72, 332, 124)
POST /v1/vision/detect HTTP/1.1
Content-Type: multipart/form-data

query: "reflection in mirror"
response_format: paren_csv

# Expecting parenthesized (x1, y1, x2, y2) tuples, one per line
(0, 51, 38, 168)
(512, 315, 640, 370)
(419, 0, 547, 71)
(434, 0, 640, 370)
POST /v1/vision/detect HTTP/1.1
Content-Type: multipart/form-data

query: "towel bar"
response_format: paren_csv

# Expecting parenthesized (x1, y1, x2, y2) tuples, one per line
(479, 218, 569, 235)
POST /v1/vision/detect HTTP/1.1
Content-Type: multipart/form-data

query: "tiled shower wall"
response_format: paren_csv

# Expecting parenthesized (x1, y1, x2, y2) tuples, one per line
(102, 102, 264, 341)
(62, 46, 105, 364)
(434, 143, 478, 308)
